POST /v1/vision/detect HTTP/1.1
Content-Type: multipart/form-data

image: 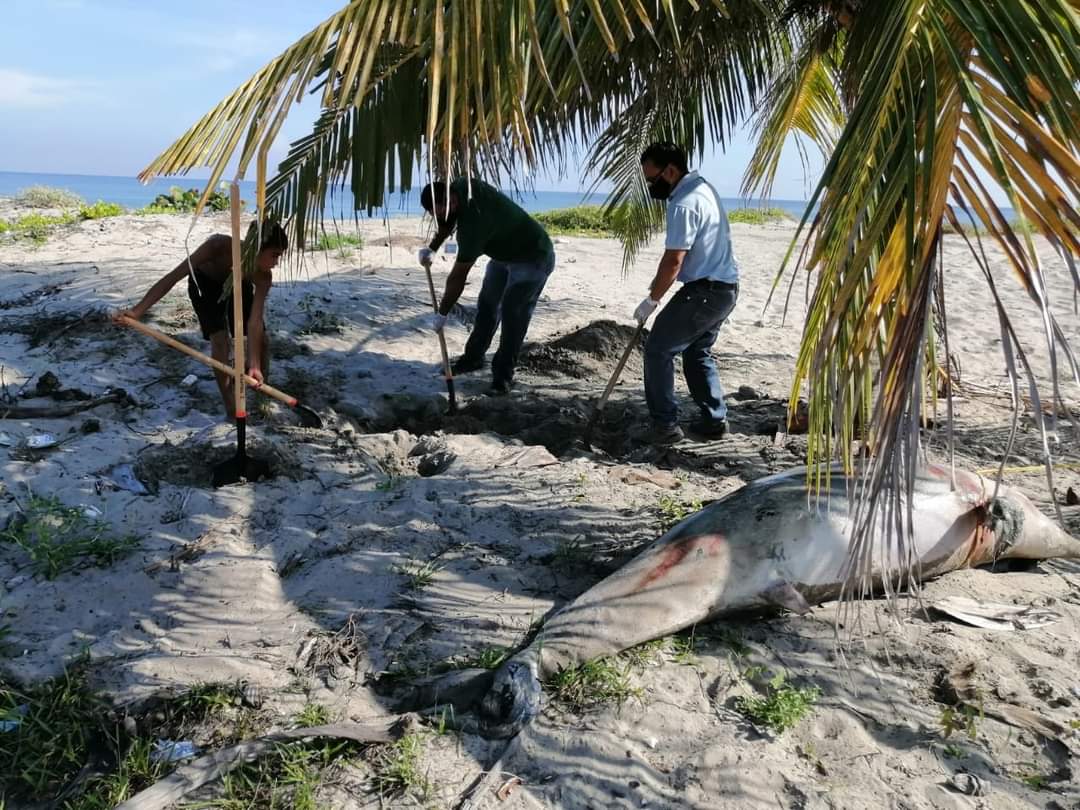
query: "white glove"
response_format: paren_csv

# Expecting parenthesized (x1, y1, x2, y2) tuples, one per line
(418, 247, 434, 266)
(432, 313, 447, 332)
(634, 297, 660, 324)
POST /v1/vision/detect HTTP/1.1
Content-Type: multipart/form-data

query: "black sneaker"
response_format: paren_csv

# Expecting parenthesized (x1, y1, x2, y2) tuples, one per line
(487, 379, 512, 396)
(451, 355, 485, 375)
(634, 422, 685, 446)
(690, 418, 729, 438)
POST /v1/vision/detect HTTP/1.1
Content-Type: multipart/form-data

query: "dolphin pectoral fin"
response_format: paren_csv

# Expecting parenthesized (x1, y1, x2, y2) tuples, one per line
(762, 581, 812, 615)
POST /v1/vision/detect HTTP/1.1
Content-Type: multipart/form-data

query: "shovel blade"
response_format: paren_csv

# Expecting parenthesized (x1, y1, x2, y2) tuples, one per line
(296, 405, 323, 428)
(211, 453, 273, 488)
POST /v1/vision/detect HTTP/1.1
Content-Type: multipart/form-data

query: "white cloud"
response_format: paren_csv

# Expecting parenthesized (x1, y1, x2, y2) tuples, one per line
(0, 68, 95, 108)
(172, 28, 282, 73)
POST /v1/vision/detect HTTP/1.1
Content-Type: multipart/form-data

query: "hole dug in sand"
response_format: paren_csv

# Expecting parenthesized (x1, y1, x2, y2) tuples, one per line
(135, 433, 303, 489)
(367, 320, 646, 456)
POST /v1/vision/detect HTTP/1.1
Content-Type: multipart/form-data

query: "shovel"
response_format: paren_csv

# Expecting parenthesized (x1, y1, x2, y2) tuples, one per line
(421, 259, 457, 413)
(582, 321, 645, 447)
(211, 184, 273, 487)
(118, 315, 322, 428)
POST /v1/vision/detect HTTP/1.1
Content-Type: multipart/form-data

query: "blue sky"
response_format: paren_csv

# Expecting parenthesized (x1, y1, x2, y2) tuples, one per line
(1, 0, 822, 200)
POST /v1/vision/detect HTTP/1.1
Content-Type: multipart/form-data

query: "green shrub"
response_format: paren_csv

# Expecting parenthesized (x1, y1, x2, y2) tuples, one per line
(139, 185, 236, 214)
(534, 205, 616, 236)
(13, 185, 84, 209)
(79, 200, 125, 220)
(0, 212, 78, 244)
(736, 670, 820, 733)
(727, 207, 792, 225)
(312, 231, 363, 252)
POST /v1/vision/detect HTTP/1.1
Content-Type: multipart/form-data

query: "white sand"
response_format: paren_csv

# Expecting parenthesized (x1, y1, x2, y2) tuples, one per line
(1, 207, 1078, 808)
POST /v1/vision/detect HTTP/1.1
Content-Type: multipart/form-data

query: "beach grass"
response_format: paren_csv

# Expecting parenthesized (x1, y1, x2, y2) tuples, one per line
(727, 206, 792, 225)
(2, 494, 138, 579)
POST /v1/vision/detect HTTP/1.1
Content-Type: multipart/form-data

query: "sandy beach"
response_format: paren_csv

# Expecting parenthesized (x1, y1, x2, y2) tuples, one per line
(1, 205, 1079, 809)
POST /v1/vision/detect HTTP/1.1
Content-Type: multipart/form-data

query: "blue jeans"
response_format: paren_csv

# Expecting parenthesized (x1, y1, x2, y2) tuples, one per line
(462, 253, 555, 384)
(644, 280, 738, 426)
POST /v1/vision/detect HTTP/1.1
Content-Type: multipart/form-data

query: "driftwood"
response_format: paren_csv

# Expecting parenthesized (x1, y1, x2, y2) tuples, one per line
(114, 715, 419, 810)
(0, 390, 129, 419)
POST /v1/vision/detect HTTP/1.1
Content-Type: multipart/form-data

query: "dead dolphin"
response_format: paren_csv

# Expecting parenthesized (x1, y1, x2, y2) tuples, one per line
(449, 464, 1079, 737)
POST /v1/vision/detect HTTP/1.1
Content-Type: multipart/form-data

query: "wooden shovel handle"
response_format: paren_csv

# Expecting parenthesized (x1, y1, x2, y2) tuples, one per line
(118, 315, 298, 408)
(422, 261, 457, 410)
(229, 184, 246, 419)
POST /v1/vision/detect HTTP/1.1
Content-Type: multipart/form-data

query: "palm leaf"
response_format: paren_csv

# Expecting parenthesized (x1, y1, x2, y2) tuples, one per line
(767, 0, 1080, 611)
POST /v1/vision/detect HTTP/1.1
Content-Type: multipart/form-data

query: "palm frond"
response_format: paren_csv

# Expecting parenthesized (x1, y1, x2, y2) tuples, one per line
(741, 18, 844, 199)
(765, 0, 1080, 611)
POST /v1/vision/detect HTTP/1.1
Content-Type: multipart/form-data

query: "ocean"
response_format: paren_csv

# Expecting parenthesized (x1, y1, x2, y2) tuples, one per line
(0, 170, 816, 221)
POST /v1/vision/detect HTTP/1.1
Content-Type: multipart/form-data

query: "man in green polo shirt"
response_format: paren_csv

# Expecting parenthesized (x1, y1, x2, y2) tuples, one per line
(419, 178, 556, 395)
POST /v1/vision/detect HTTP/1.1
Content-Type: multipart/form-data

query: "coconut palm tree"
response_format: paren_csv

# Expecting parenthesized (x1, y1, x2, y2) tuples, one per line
(141, 0, 1080, 601)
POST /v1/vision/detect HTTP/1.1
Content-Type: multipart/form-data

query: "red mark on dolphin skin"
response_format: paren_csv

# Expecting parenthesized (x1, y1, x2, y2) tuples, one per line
(927, 464, 985, 499)
(636, 534, 726, 590)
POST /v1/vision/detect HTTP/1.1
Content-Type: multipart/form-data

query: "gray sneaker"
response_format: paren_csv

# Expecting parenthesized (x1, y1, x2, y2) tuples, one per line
(636, 421, 685, 446)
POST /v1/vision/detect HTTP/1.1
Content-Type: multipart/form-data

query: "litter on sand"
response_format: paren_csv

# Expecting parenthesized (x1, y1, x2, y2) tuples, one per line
(930, 596, 1061, 631)
(0, 432, 13, 447)
(149, 739, 199, 763)
(110, 464, 151, 495)
(179, 374, 198, 388)
(24, 433, 58, 449)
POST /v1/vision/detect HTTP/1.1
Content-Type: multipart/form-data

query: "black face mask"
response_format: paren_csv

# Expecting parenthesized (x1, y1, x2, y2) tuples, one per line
(647, 177, 674, 200)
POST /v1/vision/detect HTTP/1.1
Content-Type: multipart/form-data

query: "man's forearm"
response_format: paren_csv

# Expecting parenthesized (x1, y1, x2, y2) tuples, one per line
(648, 261, 682, 301)
(428, 224, 454, 252)
(438, 261, 473, 314)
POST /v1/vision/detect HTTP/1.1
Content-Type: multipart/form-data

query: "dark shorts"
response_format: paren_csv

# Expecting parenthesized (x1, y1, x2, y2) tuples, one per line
(188, 269, 254, 340)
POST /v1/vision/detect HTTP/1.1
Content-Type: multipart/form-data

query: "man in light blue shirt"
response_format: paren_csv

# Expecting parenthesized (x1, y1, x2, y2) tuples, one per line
(633, 142, 739, 445)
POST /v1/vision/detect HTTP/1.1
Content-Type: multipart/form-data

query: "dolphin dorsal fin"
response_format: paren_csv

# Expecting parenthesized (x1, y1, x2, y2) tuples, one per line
(763, 581, 812, 615)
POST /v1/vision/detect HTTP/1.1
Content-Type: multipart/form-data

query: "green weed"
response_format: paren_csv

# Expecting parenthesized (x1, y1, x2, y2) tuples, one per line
(0, 664, 107, 802)
(312, 231, 363, 253)
(657, 494, 703, 532)
(375, 475, 405, 491)
(545, 656, 642, 713)
(941, 743, 965, 759)
(2, 494, 138, 579)
(939, 702, 983, 740)
(395, 558, 443, 591)
(669, 631, 699, 665)
(534, 205, 616, 237)
(551, 536, 590, 572)
(65, 737, 170, 809)
(295, 702, 331, 727)
(727, 207, 792, 225)
(79, 200, 125, 220)
(185, 739, 352, 810)
(1016, 763, 1050, 790)
(621, 638, 666, 670)
(736, 670, 820, 733)
(14, 185, 84, 209)
(456, 646, 511, 670)
(371, 733, 431, 800)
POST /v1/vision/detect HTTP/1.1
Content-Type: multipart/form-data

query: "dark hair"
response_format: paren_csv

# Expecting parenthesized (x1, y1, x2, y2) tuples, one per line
(640, 142, 689, 174)
(420, 181, 450, 213)
(258, 221, 288, 252)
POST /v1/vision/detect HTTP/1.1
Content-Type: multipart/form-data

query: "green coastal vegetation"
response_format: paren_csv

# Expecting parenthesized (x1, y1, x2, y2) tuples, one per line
(535, 204, 792, 237)
(0, 184, 240, 245)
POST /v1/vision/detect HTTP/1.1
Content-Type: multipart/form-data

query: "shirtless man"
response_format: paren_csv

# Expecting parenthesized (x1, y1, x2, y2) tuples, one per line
(113, 222, 287, 418)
